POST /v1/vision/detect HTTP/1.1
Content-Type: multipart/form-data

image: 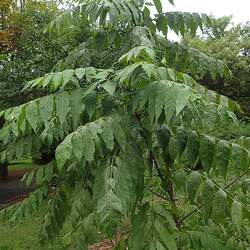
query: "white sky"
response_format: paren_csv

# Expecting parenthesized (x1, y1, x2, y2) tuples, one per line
(157, 0, 250, 40)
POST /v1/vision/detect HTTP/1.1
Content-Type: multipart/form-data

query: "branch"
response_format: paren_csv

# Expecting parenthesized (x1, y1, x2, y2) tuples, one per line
(148, 188, 169, 201)
(112, 95, 127, 103)
(180, 166, 250, 225)
(225, 167, 250, 189)
(134, 113, 165, 181)
(179, 206, 202, 225)
(134, 112, 181, 228)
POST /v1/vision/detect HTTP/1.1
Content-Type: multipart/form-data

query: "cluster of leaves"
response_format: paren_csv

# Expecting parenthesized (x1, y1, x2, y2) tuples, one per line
(1, 0, 250, 249)
(0, 0, 85, 110)
(182, 16, 250, 114)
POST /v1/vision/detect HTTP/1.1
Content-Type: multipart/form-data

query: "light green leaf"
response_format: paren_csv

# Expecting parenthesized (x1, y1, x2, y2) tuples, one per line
(62, 69, 74, 87)
(184, 131, 199, 167)
(212, 189, 227, 223)
(55, 92, 70, 124)
(102, 80, 117, 96)
(42, 73, 53, 89)
(81, 127, 95, 162)
(52, 72, 63, 90)
(70, 90, 83, 130)
(25, 101, 39, 132)
(39, 95, 54, 126)
(214, 140, 231, 177)
(26, 170, 35, 186)
(36, 167, 44, 185)
(55, 135, 73, 172)
(142, 63, 155, 79)
(231, 143, 249, 170)
(129, 204, 149, 250)
(101, 118, 114, 151)
(199, 135, 216, 173)
(186, 171, 201, 204)
(202, 179, 215, 220)
(154, 219, 177, 250)
(176, 128, 188, 157)
(231, 200, 242, 231)
(75, 68, 86, 80)
(153, 0, 163, 14)
(176, 86, 191, 115)
(97, 190, 122, 236)
(17, 106, 26, 131)
(71, 132, 83, 162)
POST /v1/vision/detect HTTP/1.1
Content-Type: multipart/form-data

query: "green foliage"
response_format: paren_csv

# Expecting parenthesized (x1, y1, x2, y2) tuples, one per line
(202, 179, 215, 220)
(186, 171, 202, 204)
(156, 12, 211, 37)
(1, 0, 250, 249)
(0, 0, 82, 110)
(183, 16, 250, 114)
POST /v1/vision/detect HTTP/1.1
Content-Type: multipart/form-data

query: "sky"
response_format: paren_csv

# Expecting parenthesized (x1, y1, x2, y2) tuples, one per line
(158, 0, 250, 40)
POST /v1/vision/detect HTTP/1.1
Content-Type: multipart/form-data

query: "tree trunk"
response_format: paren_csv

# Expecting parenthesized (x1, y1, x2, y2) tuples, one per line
(0, 163, 8, 180)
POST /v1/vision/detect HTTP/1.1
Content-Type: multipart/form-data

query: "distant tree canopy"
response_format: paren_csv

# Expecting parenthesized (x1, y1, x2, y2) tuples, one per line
(0, 0, 48, 53)
(0, 0, 81, 110)
(0, 0, 17, 53)
(183, 16, 250, 114)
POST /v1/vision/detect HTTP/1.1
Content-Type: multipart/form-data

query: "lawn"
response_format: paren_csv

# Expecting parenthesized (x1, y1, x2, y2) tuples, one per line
(8, 160, 34, 172)
(1, 158, 69, 250)
(0, 162, 69, 250)
(0, 205, 111, 250)
(0, 206, 69, 250)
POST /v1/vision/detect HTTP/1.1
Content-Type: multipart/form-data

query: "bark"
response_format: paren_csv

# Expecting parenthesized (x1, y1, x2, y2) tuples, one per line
(0, 163, 8, 180)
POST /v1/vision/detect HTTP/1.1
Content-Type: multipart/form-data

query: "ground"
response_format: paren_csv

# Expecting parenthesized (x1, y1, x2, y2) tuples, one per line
(0, 163, 114, 250)
(0, 167, 34, 205)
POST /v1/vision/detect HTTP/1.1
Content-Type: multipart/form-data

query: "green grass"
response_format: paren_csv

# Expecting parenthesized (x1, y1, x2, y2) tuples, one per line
(8, 159, 34, 172)
(0, 214, 42, 250)
(0, 206, 69, 250)
(0, 161, 69, 250)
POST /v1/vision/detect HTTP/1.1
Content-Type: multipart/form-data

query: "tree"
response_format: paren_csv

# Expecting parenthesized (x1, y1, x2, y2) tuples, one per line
(0, 1, 250, 249)
(0, 0, 65, 176)
(202, 15, 232, 39)
(183, 16, 250, 114)
(0, 0, 80, 110)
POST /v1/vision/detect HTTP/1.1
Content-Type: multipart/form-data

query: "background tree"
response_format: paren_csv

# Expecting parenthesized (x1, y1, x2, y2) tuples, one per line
(183, 16, 250, 114)
(0, 0, 83, 110)
(0, 1, 250, 249)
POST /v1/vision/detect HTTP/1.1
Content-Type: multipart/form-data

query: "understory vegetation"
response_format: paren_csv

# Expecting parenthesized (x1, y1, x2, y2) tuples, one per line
(0, 0, 250, 249)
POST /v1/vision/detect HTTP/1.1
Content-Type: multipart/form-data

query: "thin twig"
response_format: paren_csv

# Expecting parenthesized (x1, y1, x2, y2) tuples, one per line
(112, 95, 126, 103)
(148, 189, 169, 201)
(134, 112, 165, 182)
(225, 167, 250, 189)
(180, 166, 250, 224)
(179, 206, 202, 225)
